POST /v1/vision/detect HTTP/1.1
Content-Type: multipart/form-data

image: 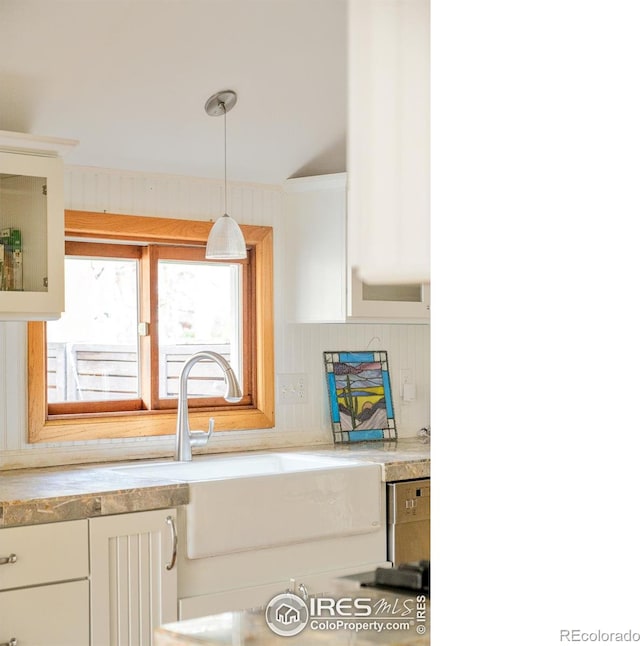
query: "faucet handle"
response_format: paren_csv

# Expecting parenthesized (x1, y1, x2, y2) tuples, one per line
(189, 418, 214, 447)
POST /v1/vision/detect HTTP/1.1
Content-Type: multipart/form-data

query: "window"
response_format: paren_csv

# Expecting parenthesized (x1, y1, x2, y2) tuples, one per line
(47, 246, 142, 410)
(28, 211, 274, 443)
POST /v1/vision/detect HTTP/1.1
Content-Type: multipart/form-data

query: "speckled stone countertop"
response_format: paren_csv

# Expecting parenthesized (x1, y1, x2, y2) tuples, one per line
(155, 577, 429, 646)
(0, 439, 429, 528)
(0, 466, 190, 528)
(298, 439, 429, 482)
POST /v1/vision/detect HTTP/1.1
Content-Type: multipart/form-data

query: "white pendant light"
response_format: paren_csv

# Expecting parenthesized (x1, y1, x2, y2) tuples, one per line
(204, 90, 247, 260)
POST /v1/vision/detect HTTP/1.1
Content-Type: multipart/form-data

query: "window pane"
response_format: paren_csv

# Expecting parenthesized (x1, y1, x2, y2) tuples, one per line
(158, 261, 241, 399)
(47, 257, 139, 403)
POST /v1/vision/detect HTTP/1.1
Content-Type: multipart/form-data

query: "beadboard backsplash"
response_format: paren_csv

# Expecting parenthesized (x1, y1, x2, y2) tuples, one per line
(0, 166, 429, 469)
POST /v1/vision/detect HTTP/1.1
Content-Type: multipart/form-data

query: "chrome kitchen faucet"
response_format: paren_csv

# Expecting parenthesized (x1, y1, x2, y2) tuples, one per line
(175, 351, 242, 461)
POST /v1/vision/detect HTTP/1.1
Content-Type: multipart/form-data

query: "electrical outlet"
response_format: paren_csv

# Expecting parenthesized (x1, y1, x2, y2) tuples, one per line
(400, 369, 416, 402)
(400, 369, 413, 385)
(278, 373, 307, 404)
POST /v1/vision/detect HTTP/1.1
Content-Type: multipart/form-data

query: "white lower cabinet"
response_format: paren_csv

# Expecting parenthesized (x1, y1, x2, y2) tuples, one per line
(1, 488, 388, 640)
(180, 578, 289, 619)
(0, 519, 90, 645)
(0, 580, 89, 646)
(0, 510, 178, 646)
(89, 509, 178, 646)
(177, 505, 388, 620)
(179, 565, 382, 620)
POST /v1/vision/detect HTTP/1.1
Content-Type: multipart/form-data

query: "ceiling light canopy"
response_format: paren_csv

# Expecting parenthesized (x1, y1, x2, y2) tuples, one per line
(204, 90, 247, 260)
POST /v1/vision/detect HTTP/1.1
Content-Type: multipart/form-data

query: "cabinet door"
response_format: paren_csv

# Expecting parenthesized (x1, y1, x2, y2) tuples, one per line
(284, 173, 348, 322)
(0, 151, 65, 320)
(348, 0, 429, 286)
(89, 509, 178, 646)
(0, 580, 89, 646)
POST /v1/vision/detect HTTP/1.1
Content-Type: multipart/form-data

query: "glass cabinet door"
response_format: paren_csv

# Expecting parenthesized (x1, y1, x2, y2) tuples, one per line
(0, 151, 64, 320)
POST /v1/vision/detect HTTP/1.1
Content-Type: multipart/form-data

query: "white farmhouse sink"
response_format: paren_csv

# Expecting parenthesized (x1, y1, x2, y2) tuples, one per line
(111, 452, 383, 559)
(111, 452, 362, 481)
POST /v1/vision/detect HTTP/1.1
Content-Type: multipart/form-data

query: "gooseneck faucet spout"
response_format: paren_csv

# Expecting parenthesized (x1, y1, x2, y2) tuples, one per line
(175, 351, 243, 462)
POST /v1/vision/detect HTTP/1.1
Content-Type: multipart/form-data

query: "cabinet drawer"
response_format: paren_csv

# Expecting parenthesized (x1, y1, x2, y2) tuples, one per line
(180, 579, 289, 619)
(0, 579, 89, 646)
(0, 519, 88, 590)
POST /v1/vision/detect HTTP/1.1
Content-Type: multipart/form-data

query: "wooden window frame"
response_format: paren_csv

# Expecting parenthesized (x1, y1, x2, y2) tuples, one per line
(27, 210, 274, 443)
(47, 241, 145, 416)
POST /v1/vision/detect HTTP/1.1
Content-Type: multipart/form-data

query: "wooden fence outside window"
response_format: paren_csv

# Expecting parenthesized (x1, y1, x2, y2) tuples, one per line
(46, 343, 233, 402)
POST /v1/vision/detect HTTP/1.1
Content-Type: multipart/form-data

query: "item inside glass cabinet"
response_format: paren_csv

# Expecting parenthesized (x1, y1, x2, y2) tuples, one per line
(0, 227, 23, 291)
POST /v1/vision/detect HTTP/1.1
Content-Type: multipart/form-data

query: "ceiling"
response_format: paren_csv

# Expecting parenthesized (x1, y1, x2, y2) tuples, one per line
(0, 0, 347, 185)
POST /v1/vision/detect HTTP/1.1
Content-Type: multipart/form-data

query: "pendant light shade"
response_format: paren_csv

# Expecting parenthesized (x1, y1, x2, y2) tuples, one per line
(204, 89, 247, 260)
(206, 213, 247, 259)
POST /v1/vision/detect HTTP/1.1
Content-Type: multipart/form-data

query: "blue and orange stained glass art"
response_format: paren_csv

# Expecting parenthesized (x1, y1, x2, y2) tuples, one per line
(324, 351, 397, 444)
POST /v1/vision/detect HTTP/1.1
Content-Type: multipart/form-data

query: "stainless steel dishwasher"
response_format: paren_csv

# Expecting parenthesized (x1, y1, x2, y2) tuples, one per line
(387, 479, 430, 565)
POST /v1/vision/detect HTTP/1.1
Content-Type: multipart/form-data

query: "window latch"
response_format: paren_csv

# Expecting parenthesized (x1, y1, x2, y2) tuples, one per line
(138, 322, 150, 337)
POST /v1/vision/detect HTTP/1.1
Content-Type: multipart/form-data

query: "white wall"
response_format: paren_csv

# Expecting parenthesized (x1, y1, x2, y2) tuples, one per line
(0, 166, 429, 469)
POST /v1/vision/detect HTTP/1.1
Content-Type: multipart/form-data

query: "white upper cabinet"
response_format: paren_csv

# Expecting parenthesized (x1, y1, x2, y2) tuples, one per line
(284, 173, 429, 323)
(347, 0, 430, 286)
(0, 130, 77, 320)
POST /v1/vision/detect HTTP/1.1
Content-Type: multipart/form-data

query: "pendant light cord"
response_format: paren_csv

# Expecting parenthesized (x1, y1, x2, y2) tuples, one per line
(223, 101, 228, 215)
